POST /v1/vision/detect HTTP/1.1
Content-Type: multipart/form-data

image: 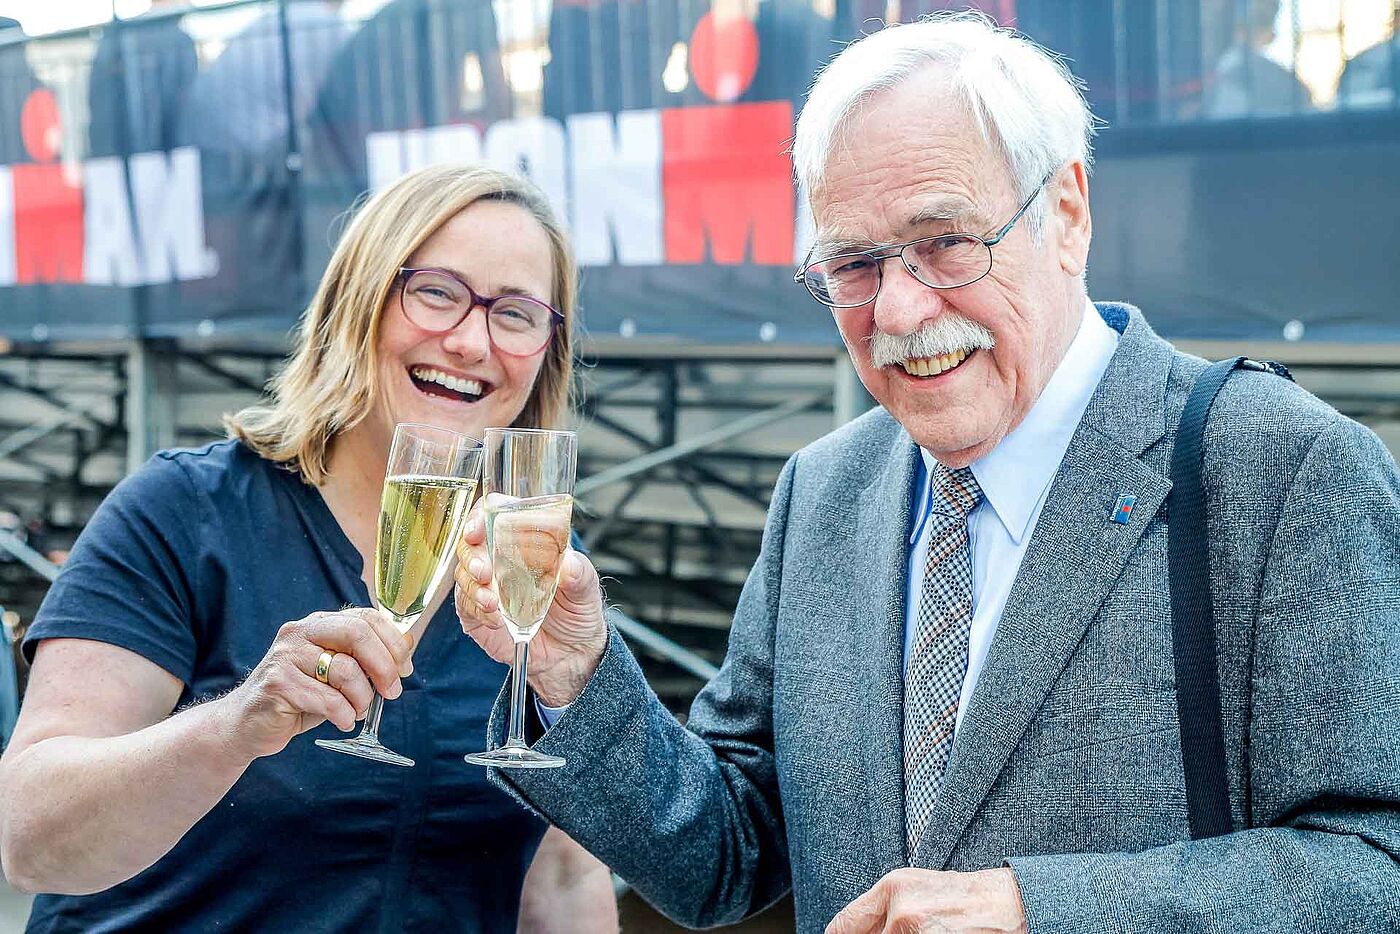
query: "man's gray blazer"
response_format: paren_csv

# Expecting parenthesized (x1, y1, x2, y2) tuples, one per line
(491, 304, 1400, 932)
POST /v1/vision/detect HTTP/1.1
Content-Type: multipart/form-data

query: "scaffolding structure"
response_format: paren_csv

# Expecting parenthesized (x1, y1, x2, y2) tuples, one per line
(2, 0, 1400, 711)
(6, 335, 1400, 709)
(0, 336, 876, 706)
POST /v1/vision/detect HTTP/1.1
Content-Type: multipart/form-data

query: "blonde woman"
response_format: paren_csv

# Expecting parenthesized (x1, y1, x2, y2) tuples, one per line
(0, 165, 617, 932)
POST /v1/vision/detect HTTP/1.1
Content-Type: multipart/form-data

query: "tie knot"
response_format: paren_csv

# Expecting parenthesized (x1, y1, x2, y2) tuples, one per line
(930, 464, 983, 519)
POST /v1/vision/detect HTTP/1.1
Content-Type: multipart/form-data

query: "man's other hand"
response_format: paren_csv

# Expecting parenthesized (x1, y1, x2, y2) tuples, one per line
(826, 867, 1027, 934)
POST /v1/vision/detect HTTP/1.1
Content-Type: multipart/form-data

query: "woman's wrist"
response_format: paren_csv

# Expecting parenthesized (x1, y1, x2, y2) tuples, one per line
(192, 691, 264, 769)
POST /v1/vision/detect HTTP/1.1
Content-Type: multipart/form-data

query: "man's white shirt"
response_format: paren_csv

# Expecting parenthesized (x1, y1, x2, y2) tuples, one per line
(542, 300, 1119, 731)
(903, 300, 1119, 738)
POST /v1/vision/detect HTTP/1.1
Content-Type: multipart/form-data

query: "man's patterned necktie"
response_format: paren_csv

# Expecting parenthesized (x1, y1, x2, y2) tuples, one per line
(904, 462, 983, 855)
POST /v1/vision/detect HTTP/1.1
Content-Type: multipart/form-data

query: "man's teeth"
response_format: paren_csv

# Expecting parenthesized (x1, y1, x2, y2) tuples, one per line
(411, 366, 483, 396)
(901, 349, 970, 377)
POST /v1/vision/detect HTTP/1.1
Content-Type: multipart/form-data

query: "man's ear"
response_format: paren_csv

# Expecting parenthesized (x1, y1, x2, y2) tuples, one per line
(1054, 161, 1092, 278)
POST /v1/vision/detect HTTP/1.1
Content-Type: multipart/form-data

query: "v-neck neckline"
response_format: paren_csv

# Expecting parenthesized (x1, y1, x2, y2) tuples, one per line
(281, 465, 462, 665)
(272, 465, 375, 613)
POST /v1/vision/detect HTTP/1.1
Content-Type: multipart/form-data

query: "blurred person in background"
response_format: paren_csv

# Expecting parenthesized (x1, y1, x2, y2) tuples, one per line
(302, 0, 511, 254)
(1201, 0, 1308, 118)
(457, 13, 1400, 933)
(0, 17, 39, 165)
(541, 0, 687, 119)
(0, 164, 615, 932)
(87, 0, 197, 157)
(179, 0, 350, 156)
(743, 0, 839, 106)
(178, 0, 352, 330)
(299, 0, 513, 289)
(1337, 1, 1400, 109)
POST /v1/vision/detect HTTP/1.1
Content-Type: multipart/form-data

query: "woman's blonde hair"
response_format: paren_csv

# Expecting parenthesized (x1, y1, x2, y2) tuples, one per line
(226, 164, 577, 484)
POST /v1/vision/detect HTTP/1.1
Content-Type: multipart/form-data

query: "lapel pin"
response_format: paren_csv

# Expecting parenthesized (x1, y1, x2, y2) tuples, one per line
(1111, 494, 1136, 525)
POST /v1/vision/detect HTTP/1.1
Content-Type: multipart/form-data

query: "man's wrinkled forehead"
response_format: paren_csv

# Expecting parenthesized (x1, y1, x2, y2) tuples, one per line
(807, 74, 1006, 255)
(809, 191, 991, 260)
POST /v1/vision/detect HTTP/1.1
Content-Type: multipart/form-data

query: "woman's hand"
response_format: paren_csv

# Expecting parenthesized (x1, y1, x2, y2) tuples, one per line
(454, 506, 608, 707)
(215, 607, 414, 759)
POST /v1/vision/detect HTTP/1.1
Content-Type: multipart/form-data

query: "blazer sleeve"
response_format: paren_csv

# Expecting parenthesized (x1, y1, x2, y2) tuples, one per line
(1007, 416, 1400, 933)
(486, 455, 798, 927)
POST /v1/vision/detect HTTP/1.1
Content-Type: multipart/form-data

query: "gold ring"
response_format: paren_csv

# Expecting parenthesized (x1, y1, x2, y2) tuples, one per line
(315, 650, 335, 684)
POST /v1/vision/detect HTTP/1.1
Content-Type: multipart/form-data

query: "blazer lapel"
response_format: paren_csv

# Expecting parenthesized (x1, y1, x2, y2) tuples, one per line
(911, 307, 1178, 868)
(851, 428, 921, 873)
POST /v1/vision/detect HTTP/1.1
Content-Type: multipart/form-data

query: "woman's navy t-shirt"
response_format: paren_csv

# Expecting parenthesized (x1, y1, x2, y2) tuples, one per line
(22, 440, 546, 933)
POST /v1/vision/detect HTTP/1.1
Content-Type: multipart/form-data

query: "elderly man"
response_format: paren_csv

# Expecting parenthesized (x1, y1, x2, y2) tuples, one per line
(456, 14, 1400, 933)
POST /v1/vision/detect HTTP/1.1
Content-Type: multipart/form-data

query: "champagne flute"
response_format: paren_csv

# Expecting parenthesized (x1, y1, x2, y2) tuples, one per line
(317, 423, 483, 767)
(464, 427, 577, 770)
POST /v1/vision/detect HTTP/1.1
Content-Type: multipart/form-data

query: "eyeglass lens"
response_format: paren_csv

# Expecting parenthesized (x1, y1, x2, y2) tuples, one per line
(803, 236, 991, 306)
(401, 270, 554, 355)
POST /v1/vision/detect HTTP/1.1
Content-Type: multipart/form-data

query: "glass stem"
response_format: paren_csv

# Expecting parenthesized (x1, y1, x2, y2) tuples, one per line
(360, 608, 404, 742)
(362, 692, 385, 741)
(506, 639, 530, 750)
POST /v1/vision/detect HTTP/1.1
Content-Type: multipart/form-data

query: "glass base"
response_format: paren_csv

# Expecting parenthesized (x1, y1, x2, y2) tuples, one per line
(464, 746, 565, 769)
(316, 735, 415, 767)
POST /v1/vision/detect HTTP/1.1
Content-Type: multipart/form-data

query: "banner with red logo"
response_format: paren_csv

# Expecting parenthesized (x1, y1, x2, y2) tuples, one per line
(3, 0, 1398, 346)
(0, 1, 859, 346)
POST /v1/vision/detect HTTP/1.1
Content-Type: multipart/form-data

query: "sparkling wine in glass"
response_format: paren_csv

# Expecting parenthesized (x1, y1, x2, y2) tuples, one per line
(464, 427, 577, 770)
(317, 423, 482, 767)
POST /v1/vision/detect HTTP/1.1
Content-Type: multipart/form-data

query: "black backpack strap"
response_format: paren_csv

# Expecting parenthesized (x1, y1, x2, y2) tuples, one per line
(1168, 356, 1293, 840)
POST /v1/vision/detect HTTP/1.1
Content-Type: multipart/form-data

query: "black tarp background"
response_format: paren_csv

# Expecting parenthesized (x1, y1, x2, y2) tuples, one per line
(0, 0, 1397, 346)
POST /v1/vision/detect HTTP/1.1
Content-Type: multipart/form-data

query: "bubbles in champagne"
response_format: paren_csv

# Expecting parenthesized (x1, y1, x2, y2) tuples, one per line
(485, 493, 574, 639)
(376, 475, 478, 630)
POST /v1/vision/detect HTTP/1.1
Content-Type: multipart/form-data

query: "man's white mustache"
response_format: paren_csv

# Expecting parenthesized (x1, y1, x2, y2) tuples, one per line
(868, 315, 995, 369)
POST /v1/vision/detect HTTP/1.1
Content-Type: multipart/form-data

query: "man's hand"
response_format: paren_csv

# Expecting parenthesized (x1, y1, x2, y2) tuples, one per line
(454, 504, 608, 707)
(827, 868, 1027, 934)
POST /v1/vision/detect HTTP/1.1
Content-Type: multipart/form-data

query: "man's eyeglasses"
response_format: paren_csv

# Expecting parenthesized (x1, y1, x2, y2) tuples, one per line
(794, 172, 1054, 309)
(396, 266, 563, 357)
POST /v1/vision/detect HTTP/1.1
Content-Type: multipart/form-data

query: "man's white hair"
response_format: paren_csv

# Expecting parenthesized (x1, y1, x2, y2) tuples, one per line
(793, 12, 1096, 237)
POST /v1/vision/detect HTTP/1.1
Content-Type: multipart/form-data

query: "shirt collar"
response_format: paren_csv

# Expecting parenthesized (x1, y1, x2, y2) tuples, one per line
(912, 299, 1119, 545)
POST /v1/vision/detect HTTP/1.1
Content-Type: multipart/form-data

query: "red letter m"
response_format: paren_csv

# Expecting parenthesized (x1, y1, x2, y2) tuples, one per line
(661, 101, 794, 266)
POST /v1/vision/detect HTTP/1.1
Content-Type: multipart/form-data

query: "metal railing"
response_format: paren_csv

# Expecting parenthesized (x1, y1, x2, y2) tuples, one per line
(0, 530, 59, 584)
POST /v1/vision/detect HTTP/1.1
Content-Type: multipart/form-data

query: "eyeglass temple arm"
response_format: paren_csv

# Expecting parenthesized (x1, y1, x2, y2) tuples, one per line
(985, 170, 1055, 246)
